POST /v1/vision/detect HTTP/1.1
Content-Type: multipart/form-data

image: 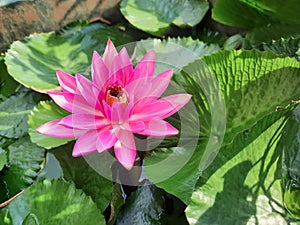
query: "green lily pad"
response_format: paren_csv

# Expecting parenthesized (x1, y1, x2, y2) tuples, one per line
(144, 50, 300, 204)
(0, 89, 45, 139)
(185, 117, 292, 224)
(0, 135, 45, 204)
(51, 142, 113, 212)
(28, 100, 72, 149)
(120, 0, 209, 35)
(5, 22, 144, 93)
(3, 179, 105, 225)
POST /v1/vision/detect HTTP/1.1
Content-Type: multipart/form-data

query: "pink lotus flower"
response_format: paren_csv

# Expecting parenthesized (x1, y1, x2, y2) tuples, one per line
(37, 39, 191, 170)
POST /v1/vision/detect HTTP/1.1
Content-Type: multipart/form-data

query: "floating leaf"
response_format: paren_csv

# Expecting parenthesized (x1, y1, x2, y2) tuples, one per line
(120, 0, 209, 35)
(245, 25, 300, 48)
(133, 37, 220, 74)
(2, 179, 105, 225)
(0, 135, 45, 204)
(212, 0, 273, 29)
(51, 142, 113, 212)
(28, 101, 72, 149)
(245, 37, 300, 58)
(144, 50, 300, 203)
(5, 22, 144, 93)
(0, 89, 45, 139)
(185, 117, 292, 224)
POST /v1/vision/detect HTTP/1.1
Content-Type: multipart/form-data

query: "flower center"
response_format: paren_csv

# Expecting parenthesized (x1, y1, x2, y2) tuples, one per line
(105, 85, 128, 106)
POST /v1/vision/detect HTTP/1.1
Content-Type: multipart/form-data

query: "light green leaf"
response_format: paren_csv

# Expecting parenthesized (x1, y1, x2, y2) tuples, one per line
(120, 0, 209, 35)
(185, 118, 293, 224)
(5, 22, 143, 93)
(4, 179, 105, 225)
(133, 37, 220, 74)
(0, 89, 45, 138)
(144, 50, 300, 204)
(28, 100, 72, 149)
(0, 135, 45, 203)
(202, 50, 300, 144)
(51, 142, 113, 212)
(116, 184, 164, 225)
(0, 148, 6, 171)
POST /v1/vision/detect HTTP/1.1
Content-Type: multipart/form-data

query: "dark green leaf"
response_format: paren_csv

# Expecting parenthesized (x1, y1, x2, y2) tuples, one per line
(0, 89, 45, 138)
(0, 54, 20, 98)
(239, 0, 300, 24)
(0, 148, 7, 171)
(107, 183, 125, 225)
(278, 107, 300, 220)
(212, 0, 274, 29)
(116, 184, 164, 225)
(28, 100, 72, 149)
(51, 142, 113, 212)
(5, 22, 144, 93)
(245, 24, 300, 46)
(0, 135, 45, 203)
(245, 37, 300, 59)
(40, 152, 63, 179)
(2, 179, 105, 225)
(120, 0, 209, 35)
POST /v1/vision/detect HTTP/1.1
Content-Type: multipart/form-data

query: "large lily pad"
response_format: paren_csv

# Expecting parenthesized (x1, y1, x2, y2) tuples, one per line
(2, 179, 105, 225)
(144, 50, 300, 204)
(5, 22, 143, 93)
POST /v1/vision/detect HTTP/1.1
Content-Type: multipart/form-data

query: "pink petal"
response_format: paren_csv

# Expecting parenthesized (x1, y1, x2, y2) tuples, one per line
(103, 39, 118, 68)
(48, 91, 74, 112)
(131, 94, 192, 121)
(58, 113, 110, 130)
(96, 129, 118, 153)
(75, 74, 99, 108)
(111, 102, 127, 124)
(91, 51, 109, 89)
(129, 120, 145, 133)
(109, 48, 133, 85)
(127, 69, 172, 102)
(114, 130, 136, 170)
(102, 100, 112, 121)
(72, 130, 98, 156)
(36, 119, 85, 138)
(147, 69, 173, 98)
(56, 70, 76, 93)
(131, 50, 155, 81)
(136, 119, 178, 137)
